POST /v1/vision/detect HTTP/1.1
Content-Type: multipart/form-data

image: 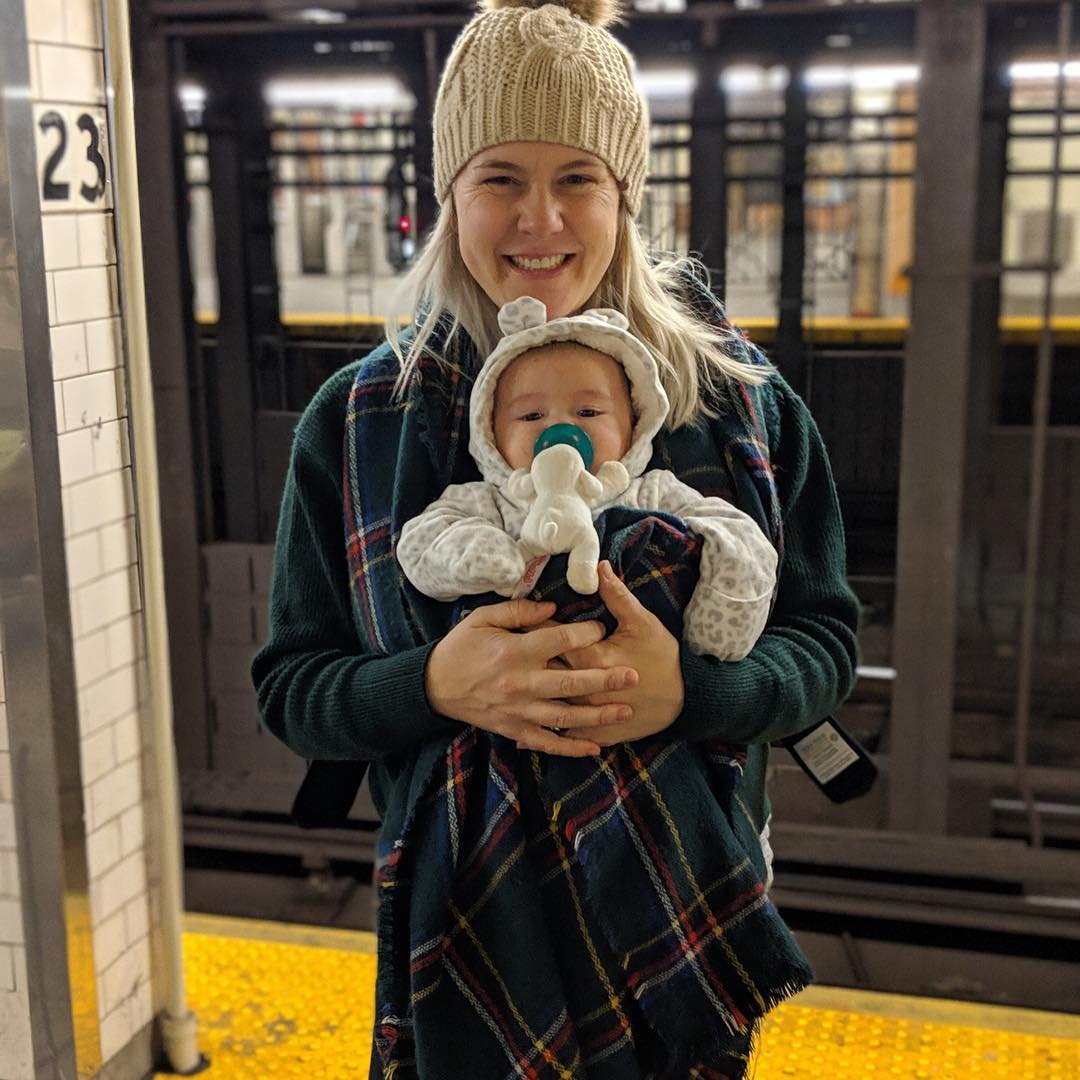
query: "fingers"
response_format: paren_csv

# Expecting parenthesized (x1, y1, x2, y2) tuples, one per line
(572, 723, 621, 748)
(508, 699, 632, 757)
(527, 699, 632, 730)
(473, 599, 557, 630)
(595, 561, 648, 627)
(530, 664, 638, 701)
(526, 618, 608, 662)
(515, 732, 602, 757)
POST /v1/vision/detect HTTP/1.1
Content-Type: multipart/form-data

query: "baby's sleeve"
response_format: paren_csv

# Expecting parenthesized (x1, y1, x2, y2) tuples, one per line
(647, 472, 779, 661)
(397, 483, 528, 602)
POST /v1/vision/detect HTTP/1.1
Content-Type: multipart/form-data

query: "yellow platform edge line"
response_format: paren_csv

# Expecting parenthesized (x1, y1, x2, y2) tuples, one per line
(182, 913, 1080, 1042)
(194, 311, 1080, 345)
(184, 911, 378, 954)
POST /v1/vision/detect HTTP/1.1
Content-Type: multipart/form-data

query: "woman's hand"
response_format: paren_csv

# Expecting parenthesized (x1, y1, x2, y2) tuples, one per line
(424, 598, 639, 756)
(558, 562, 685, 745)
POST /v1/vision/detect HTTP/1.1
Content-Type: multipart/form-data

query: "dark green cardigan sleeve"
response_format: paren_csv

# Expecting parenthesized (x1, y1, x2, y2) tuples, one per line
(668, 374, 861, 746)
(250, 365, 454, 761)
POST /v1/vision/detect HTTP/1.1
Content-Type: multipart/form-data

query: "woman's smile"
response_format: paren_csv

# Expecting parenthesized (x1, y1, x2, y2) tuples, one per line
(504, 252, 576, 276)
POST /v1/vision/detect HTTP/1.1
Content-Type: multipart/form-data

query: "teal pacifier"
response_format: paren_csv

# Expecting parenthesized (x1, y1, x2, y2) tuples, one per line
(532, 423, 594, 471)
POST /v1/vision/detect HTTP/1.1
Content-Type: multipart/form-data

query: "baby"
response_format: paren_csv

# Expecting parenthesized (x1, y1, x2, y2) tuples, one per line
(397, 296, 777, 662)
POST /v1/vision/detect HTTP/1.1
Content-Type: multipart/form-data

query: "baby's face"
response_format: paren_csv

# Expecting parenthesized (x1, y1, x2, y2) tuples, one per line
(492, 343, 634, 472)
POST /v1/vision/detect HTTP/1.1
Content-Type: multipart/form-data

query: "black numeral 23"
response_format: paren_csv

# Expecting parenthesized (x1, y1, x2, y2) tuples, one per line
(39, 111, 107, 202)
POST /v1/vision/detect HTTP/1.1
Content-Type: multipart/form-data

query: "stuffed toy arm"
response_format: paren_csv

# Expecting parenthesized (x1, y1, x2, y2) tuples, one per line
(398, 486, 528, 601)
(506, 468, 536, 503)
(574, 469, 604, 501)
(591, 460, 630, 505)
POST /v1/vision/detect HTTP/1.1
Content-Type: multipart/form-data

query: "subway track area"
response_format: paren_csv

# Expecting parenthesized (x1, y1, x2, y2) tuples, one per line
(156, 914, 1080, 1080)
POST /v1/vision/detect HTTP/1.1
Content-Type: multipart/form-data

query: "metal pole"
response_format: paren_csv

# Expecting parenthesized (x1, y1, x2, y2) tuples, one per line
(689, 23, 726, 291)
(1012, 0, 1072, 850)
(128, 15, 213, 775)
(102, 0, 201, 1069)
(776, 63, 808, 395)
(888, 0, 987, 834)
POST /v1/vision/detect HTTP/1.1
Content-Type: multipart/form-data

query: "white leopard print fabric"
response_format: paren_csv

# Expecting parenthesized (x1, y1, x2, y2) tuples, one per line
(397, 469, 776, 660)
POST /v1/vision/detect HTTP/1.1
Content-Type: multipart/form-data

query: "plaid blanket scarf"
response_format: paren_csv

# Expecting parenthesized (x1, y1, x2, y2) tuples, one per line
(346, 319, 811, 1079)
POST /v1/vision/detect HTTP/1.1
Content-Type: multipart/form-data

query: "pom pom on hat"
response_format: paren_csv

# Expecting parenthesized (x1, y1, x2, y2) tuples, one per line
(478, 0, 624, 29)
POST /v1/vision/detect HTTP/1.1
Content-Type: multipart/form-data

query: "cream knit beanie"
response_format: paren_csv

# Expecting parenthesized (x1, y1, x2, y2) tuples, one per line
(433, 0, 649, 215)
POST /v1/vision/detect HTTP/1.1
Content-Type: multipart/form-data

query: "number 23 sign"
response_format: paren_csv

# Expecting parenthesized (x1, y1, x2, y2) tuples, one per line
(34, 105, 111, 211)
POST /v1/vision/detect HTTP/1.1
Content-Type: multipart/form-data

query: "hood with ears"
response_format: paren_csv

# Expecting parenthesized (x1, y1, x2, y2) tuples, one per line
(468, 296, 670, 488)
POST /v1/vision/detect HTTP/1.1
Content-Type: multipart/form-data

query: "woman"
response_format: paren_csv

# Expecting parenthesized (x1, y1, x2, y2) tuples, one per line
(253, 0, 860, 1075)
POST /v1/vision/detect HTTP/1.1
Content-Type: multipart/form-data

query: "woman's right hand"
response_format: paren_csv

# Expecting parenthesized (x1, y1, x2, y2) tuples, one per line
(424, 599, 638, 756)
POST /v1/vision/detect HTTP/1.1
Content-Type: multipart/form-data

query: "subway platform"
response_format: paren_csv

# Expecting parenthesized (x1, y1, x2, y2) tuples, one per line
(157, 914, 1080, 1079)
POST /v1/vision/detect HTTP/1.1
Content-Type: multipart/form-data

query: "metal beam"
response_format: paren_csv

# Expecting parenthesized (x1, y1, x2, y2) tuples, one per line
(184, 814, 377, 863)
(204, 65, 282, 541)
(772, 820, 1080, 885)
(773, 882, 1080, 942)
(689, 44, 726, 292)
(888, 0, 987, 834)
(130, 18, 212, 772)
(408, 27, 440, 240)
(776, 61, 809, 394)
(154, 0, 922, 36)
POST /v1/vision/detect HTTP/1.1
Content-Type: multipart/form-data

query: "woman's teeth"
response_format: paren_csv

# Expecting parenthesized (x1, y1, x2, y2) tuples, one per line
(509, 254, 569, 270)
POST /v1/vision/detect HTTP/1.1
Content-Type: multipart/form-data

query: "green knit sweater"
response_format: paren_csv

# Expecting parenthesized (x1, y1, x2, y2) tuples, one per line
(252, 354, 860, 834)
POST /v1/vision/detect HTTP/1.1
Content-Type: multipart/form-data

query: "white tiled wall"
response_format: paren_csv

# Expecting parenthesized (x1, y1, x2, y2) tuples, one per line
(0, 643, 33, 1079)
(22, 0, 157, 1068)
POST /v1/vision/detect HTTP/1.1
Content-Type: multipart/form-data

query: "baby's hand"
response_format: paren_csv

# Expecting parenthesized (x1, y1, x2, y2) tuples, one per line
(490, 543, 529, 596)
(495, 544, 549, 598)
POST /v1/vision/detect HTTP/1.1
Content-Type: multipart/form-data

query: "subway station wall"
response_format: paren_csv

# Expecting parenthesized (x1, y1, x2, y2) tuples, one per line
(8, 0, 160, 1072)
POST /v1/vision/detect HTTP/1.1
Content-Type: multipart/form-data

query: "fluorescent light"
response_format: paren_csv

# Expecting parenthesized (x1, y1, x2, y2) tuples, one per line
(298, 7, 347, 23)
(636, 66, 696, 99)
(804, 66, 850, 89)
(804, 65, 919, 89)
(721, 65, 788, 96)
(263, 75, 416, 111)
(349, 39, 394, 53)
(853, 65, 919, 88)
(313, 41, 333, 54)
(1009, 61, 1080, 81)
(178, 81, 207, 109)
(631, 0, 686, 11)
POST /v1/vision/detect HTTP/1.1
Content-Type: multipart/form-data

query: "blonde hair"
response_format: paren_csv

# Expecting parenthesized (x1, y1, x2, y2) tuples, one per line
(386, 203, 770, 429)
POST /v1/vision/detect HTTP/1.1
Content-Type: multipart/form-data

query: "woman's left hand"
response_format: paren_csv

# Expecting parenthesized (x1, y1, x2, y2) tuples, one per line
(558, 561, 684, 745)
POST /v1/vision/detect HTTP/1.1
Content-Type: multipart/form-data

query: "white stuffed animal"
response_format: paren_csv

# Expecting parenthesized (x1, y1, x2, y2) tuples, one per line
(507, 444, 629, 594)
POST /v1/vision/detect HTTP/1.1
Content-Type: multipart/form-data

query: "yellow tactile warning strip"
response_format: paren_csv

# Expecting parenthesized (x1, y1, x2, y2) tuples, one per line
(157, 914, 1080, 1079)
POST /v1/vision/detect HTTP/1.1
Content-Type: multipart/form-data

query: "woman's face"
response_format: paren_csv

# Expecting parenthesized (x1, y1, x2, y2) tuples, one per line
(452, 142, 622, 319)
